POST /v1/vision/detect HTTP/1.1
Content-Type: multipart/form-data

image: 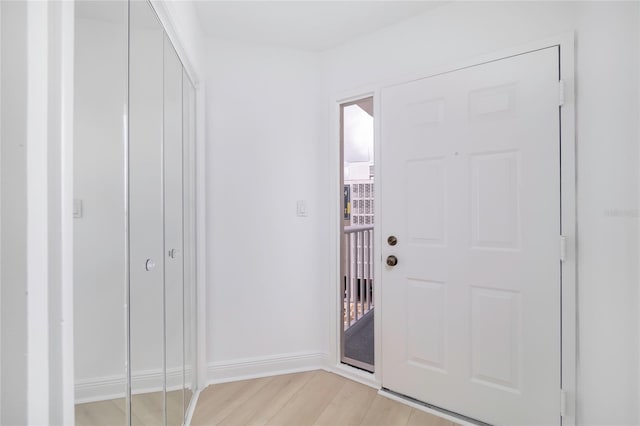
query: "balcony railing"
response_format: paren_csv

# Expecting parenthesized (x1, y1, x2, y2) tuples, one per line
(342, 225, 374, 330)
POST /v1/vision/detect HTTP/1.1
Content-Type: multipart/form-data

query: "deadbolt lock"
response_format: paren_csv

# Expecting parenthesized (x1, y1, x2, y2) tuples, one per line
(387, 235, 398, 246)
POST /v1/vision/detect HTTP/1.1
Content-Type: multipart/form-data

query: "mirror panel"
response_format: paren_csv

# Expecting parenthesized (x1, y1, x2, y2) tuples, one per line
(163, 34, 185, 426)
(129, 1, 165, 424)
(182, 72, 197, 417)
(74, 2, 196, 425)
(73, 1, 128, 424)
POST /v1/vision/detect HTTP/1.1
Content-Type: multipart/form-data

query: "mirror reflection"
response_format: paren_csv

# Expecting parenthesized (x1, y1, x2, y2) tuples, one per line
(73, 1, 128, 424)
(73, 1, 198, 425)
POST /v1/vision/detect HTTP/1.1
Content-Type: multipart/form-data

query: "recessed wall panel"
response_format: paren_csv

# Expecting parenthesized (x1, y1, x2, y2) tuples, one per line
(407, 280, 446, 372)
(407, 159, 445, 245)
(471, 151, 519, 249)
(471, 287, 521, 392)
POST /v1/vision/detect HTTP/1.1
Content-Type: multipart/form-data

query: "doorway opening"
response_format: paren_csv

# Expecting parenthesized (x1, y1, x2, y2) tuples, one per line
(340, 97, 375, 372)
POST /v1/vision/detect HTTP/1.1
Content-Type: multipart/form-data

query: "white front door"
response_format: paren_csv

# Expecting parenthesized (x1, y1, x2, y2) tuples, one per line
(380, 47, 561, 425)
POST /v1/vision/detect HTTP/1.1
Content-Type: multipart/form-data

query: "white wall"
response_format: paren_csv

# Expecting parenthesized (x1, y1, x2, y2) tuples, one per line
(0, 1, 28, 423)
(320, 2, 639, 424)
(205, 38, 327, 370)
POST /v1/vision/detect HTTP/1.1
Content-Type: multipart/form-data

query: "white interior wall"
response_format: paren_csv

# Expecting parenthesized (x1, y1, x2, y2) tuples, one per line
(0, 1, 28, 424)
(204, 38, 327, 375)
(319, 2, 639, 424)
(66, 0, 640, 423)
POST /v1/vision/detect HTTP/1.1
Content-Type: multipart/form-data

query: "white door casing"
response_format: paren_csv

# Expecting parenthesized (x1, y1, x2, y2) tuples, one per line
(380, 47, 561, 425)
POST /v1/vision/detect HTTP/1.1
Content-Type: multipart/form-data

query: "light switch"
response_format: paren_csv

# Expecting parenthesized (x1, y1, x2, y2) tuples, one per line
(73, 199, 83, 218)
(297, 200, 308, 217)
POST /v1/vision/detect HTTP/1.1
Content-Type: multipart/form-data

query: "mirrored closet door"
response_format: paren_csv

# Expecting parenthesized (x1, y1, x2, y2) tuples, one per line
(183, 71, 197, 418)
(74, 1, 198, 425)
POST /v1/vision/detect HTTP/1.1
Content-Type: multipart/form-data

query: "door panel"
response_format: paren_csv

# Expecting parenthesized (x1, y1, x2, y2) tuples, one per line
(73, 2, 128, 424)
(182, 72, 197, 417)
(129, 1, 165, 423)
(163, 34, 185, 426)
(381, 48, 560, 426)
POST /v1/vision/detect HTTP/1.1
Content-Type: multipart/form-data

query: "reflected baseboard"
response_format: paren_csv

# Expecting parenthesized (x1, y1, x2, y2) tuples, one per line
(184, 387, 200, 426)
(207, 351, 329, 385)
(75, 366, 188, 404)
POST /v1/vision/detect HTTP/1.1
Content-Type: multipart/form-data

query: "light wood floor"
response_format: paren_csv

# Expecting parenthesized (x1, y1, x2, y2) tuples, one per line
(75, 390, 187, 426)
(192, 370, 458, 426)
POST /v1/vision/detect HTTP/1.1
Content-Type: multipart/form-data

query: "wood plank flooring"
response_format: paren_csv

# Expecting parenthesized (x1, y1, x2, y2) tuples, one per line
(192, 370, 458, 426)
(75, 390, 184, 426)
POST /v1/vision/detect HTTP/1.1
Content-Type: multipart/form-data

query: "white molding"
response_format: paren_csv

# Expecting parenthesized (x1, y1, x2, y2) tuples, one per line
(328, 87, 384, 388)
(327, 32, 577, 425)
(149, 0, 199, 88)
(75, 375, 126, 405)
(26, 2, 50, 423)
(207, 352, 328, 385)
(372, 91, 383, 387)
(558, 32, 577, 426)
(57, 2, 75, 424)
(326, 363, 380, 390)
(74, 367, 184, 404)
(194, 76, 207, 394)
(184, 387, 200, 426)
(0, 3, 3, 421)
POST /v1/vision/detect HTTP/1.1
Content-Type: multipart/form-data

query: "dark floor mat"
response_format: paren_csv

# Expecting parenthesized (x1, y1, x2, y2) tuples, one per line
(344, 309, 374, 368)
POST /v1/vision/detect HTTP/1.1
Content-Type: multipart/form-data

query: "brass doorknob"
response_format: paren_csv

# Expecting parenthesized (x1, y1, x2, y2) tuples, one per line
(386, 255, 398, 266)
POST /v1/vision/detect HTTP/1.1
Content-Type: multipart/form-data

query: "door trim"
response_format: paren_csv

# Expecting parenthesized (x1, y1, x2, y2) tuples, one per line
(328, 32, 576, 424)
(339, 96, 375, 374)
(330, 90, 383, 385)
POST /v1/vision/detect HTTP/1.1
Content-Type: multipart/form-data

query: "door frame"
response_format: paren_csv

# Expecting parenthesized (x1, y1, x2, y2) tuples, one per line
(330, 89, 384, 388)
(328, 32, 576, 424)
(339, 96, 377, 374)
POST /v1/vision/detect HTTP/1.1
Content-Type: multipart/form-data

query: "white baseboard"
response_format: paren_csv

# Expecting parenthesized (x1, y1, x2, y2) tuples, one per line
(75, 366, 184, 404)
(75, 374, 126, 404)
(326, 362, 380, 389)
(184, 387, 200, 426)
(207, 351, 329, 385)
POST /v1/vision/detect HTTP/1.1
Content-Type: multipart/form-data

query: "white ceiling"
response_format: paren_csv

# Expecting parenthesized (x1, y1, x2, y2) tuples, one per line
(192, 1, 447, 51)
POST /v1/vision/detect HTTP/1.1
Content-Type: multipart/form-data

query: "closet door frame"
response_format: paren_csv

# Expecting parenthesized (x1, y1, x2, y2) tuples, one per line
(62, 0, 204, 423)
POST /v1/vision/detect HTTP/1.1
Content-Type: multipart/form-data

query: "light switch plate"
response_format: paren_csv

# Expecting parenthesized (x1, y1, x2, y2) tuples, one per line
(296, 200, 308, 217)
(73, 199, 83, 218)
